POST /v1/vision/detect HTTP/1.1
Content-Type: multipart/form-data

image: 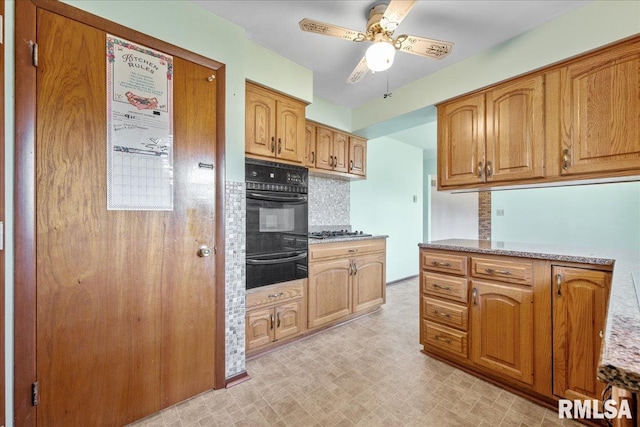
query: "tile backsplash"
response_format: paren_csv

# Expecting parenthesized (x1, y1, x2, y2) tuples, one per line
(308, 176, 350, 227)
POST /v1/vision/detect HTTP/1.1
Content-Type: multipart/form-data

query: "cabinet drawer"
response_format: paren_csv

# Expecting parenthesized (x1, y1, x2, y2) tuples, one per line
(422, 272, 468, 303)
(421, 251, 467, 275)
(471, 256, 532, 285)
(424, 321, 468, 359)
(246, 279, 304, 310)
(309, 239, 385, 262)
(423, 297, 468, 331)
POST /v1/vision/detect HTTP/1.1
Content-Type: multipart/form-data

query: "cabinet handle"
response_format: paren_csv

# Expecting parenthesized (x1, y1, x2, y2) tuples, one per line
(432, 283, 451, 291)
(348, 249, 358, 253)
(486, 161, 492, 178)
(434, 335, 452, 344)
(562, 149, 570, 171)
(484, 268, 510, 276)
(270, 313, 274, 330)
(431, 261, 451, 267)
(348, 261, 353, 276)
(277, 312, 281, 328)
(311, 151, 315, 163)
(433, 310, 451, 319)
(353, 263, 358, 276)
(556, 273, 562, 296)
(268, 292, 283, 298)
(350, 160, 354, 171)
(271, 137, 275, 153)
(478, 161, 484, 180)
(472, 287, 478, 305)
(278, 138, 282, 154)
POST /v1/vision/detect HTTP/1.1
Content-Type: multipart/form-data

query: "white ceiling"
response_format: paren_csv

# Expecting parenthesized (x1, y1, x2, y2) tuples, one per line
(194, 0, 591, 109)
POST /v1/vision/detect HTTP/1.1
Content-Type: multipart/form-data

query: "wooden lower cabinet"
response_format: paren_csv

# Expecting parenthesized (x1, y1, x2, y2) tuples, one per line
(552, 266, 610, 401)
(420, 247, 613, 412)
(471, 280, 534, 385)
(308, 239, 386, 329)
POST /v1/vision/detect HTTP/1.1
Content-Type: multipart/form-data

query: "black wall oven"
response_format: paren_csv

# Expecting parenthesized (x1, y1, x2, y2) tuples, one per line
(245, 158, 308, 289)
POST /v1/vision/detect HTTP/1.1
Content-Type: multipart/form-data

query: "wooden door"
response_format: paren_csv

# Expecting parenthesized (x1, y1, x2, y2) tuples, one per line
(304, 123, 316, 167)
(315, 127, 333, 171)
(276, 97, 304, 163)
(275, 301, 303, 341)
(352, 253, 385, 312)
(246, 308, 274, 350)
(485, 75, 545, 182)
(35, 10, 216, 425)
(553, 266, 609, 401)
(349, 137, 367, 176)
(332, 131, 349, 173)
(437, 93, 485, 187)
(308, 258, 352, 328)
(560, 40, 640, 175)
(246, 84, 276, 158)
(471, 280, 534, 385)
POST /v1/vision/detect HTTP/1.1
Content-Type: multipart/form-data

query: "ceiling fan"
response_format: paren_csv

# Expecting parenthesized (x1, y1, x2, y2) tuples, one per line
(299, 0, 454, 84)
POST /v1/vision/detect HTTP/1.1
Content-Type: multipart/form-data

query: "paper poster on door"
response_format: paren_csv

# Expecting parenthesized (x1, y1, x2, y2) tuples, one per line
(106, 34, 174, 210)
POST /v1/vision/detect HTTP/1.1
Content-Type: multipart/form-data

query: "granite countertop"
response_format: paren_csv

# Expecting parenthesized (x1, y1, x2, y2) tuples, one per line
(418, 238, 640, 393)
(308, 234, 388, 245)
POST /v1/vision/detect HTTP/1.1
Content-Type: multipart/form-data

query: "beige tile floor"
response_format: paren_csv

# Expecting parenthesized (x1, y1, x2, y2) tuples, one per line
(130, 277, 582, 427)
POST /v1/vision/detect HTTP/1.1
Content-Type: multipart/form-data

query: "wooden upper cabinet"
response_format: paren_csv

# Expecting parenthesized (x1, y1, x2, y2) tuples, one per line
(246, 85, 277, 158)
(438, 93, 485, 187)
(349, 137, 367, 176)
(485, 75, 546, 182)
(245, 82, 305, 163)
(560, 40, 640, 175)
(315, 126, 333, 171)
(552, 266, 609, 402)
(332, 131, 348, 173)
(304, 123, 316, 167)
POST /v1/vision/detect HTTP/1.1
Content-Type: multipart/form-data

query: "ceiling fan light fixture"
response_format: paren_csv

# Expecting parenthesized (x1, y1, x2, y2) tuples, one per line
(365, 40, 395, 72)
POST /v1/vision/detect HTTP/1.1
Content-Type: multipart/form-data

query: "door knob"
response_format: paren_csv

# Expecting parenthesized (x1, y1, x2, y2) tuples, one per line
(197, 245, 212, 257)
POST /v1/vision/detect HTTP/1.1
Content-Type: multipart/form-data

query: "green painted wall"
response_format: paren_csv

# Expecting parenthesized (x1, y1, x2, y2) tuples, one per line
(492, 183, 640, 251)
(306, 96, 352, 131)
(351, 138, 423, 282)
(352, 0, 640, 131)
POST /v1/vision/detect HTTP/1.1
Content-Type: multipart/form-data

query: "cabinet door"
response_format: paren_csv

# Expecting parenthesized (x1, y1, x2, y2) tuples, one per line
(276, 98, 304, 163)
(304, 123, 316, 167)
(353, 253, 385, 312)
(246, 85, 276, 158)
(471, 280, 534, 385)
(553, 266, 609, 401)
(332, 131, 349, 173)
(315, 127, 333, 171)
(438, 93, 486, 187)
(308, 258, 352, 328)
(246, 308, 274, 350)
(560, 41, 640, 175)
(275, 300, 303, 341)
(485, 75, 545, 182)
(349, 137, 367, 176)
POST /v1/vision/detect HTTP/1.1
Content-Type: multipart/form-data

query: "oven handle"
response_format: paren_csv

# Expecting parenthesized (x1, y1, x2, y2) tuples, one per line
(246, 252, 308, 266)
(247, 192, 307, 204)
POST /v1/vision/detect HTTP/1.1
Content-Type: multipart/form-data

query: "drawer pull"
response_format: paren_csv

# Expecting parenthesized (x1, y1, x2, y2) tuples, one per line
(431, 261, 451, 267)
(432, 283, 452, 291)
(433, 310, 451, 318)
(434, 335, 452, 344)
(348, 249, 358, 253)
(485, 268, 511, 275)
(268, 292, 284, 298)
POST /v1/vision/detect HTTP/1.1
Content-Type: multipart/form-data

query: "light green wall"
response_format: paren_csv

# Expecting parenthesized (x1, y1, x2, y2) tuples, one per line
(306, 96, 352, 131)
(492, 183, 640, 251)
(352, 0, 640, 131)
(61, 0, 313, 182)
(351, 138, 423, 282)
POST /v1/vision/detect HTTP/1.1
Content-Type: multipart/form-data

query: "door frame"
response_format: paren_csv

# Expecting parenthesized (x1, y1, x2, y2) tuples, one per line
(14, 1, 227, 424)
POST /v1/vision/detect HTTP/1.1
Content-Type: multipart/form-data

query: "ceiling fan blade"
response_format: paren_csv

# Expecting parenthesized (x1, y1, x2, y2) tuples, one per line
(381, 0, 416, 31)
(299, 18, 366, 42)
(346, 57, 369, 84)
(395, 35, 454, 59)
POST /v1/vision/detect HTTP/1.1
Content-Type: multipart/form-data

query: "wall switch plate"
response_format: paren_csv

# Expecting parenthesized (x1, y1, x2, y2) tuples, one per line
(496, 209, 505, 216)
(413, 195, 418, 203)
